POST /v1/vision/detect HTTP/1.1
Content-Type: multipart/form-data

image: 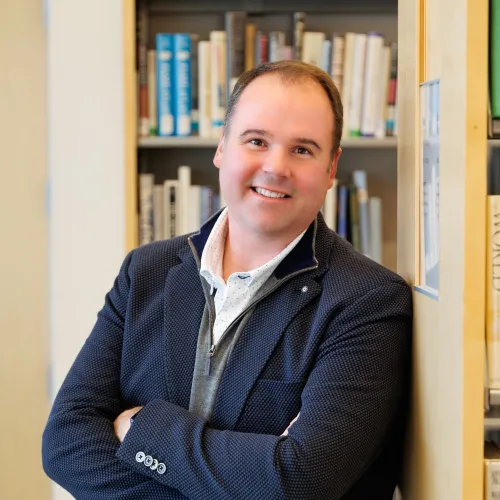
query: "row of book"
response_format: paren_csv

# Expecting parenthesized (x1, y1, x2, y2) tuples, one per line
(136, 5, 398, 140)
(139, 167, 224, 245)
(138, 167, 382, 265)
(322, 173, 383, 265)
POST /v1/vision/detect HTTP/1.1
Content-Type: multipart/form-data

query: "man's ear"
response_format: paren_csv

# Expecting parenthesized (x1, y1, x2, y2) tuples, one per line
(328, 147, 342, 187)
(213, 127, 225, 169)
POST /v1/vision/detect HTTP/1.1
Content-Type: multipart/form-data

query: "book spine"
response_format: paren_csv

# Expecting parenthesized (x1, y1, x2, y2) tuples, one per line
(375, 46, 391, 138)
(353, 170, 371, 257)
(152, 185, 164, 241)
(269, 31, 286, 62)
(360, 32, 384, 137)
(177, 165, 192, 235)
(348, 183, 361, 252)
(341, 32, 356, 138)
(190, 34, 200, 135)
(301, 32, 325, 67)
(323, 179, 338, 231)
(348, 33, 367, 137)
(321, 39, 332, 74)
(259, 34, 269, 64)
(487, 195, 500, 389)
(293, 12, 306, 61)
(210, 31, 227, 137)
(485, 459, 500, 499)
(369, 197, 382, 264)
(163, 180, 179, 239)
(173, 33, 192, 137)
(331, 34, 344, 95)
(137, 1, 149, 137)
(226, 11, 247, 97)
(198, 41, 212, 138)
(156, 33, 175, 136)
(245, 24, 257, 71)
(386, 42, 398, 136)
(147, 50, 158, 135)
(337, 185, 348, 239)
(189, 185, 202, 233)
(139, 173, 154, 245)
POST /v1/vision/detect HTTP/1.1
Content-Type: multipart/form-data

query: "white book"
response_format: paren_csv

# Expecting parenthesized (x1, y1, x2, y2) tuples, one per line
(348, 33, 367, 137)
(375, 46, 391, 139)
(210, 31, 227, 138)
(331, 34, 344, 94)
(198, 41, 212, 138)
(177, 165, 191, 235)
(323, 179, 338, 231)
(153, 185, 164, 241)
(189, 185, 202, 233)
(269, 31, 286, 62)
(139, 173, 154, 245)
(163, 180, 179, 239)
(301, 32, 325, 68)
(147, 50, 158, 136)
(341, 33, 356, 138)
(360, 33, 384, 137)
(368, 197, 382, 264)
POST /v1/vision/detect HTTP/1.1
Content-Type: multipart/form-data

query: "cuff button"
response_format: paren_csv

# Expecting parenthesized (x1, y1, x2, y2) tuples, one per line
(157, 463, 166, 475)
(150, 458, 159, 471)
(144, 455, 153, 467)
(135, 452, 146, 463)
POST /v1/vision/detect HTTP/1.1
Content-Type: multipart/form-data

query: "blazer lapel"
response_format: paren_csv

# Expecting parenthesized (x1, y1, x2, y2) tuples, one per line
(163, 252, 205, 409)
(210, 273, 323, 430)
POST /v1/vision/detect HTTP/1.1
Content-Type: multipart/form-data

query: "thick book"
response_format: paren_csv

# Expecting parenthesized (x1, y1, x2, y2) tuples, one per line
(173, 33, 192, 136)
(137, 1, 149, 137)
(348, 33, 367, 137)
(139, 173, 154, 245)
(147, 50, 158, 136)
(226, 11, 246, 97)
(156, 33, 175, 136)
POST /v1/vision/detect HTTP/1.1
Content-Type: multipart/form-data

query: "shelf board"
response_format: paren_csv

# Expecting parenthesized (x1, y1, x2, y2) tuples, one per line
(138, 136, 398, 149)
(148, 0, 397, 15)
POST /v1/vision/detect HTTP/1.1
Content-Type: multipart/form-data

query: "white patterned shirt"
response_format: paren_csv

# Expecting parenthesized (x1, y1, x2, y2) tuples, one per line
(199, 208, 306, 345)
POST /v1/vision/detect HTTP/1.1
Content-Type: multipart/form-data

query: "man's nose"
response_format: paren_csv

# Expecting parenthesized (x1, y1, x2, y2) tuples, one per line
(261, 146, 290, 177)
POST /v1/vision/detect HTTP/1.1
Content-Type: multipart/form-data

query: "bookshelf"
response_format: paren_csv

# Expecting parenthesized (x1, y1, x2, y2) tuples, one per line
(125, 0, 400, 270)
(398, 0, 487, 497)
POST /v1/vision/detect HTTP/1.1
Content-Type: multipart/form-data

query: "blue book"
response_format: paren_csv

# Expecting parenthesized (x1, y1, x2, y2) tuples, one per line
(156, 33, 175, 136)
(337, 185, 348, 239)
(173, 33, 192, 136)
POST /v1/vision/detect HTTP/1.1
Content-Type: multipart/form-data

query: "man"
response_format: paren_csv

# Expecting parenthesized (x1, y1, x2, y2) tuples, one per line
(42, 61, 412, 499)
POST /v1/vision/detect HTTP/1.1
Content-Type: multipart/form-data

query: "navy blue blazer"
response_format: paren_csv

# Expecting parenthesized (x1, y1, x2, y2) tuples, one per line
(42, 213, 412, 499)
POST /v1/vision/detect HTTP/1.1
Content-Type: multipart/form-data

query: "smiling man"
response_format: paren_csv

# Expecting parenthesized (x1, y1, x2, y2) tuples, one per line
(42, 61, 412, 500)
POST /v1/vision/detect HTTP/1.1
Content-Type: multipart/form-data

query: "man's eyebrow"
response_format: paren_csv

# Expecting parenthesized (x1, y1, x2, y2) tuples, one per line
(238, 129, 270, 139)
(239, 129, 323, 151)
(293, 137, 322, 151)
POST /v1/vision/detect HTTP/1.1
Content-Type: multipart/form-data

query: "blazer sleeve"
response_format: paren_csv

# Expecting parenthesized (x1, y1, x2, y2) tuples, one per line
(116, 280, 412, 500)
(41, 250, 185, 500)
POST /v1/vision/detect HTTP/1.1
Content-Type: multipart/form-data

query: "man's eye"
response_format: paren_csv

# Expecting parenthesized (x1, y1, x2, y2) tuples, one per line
(249, 139, 264, 146)
(295, 147, 311, 155)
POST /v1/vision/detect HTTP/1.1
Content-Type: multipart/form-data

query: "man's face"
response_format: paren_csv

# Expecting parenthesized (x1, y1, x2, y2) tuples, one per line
(213, 73, 341, 241)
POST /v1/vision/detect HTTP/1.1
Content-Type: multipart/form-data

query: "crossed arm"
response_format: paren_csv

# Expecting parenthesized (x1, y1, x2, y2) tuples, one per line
(42, 252, 412, 500)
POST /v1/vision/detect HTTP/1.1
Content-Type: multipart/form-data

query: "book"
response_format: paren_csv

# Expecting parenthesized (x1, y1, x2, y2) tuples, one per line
(323, 179, 338, 231)
(153, 185, 164, 241)
(330, 34, 345, 95)
(293, 12, 306, 61)
(369, 197, 383, 264)
(147, 50, 158, 135)
(210, 31, 227, 138)
(491, 0, 500, 118)
(190, 34, 200, 135)
(301, 32, 325, 67)
(226, 11, 247, 97)
(163, 180, 179, 239)
(173, 33, 192, 136)
(156, 33, 175, 136)
(341, 32, 356, 138)
(348, 33, 367, 137)
(198, 41, 212, 138)
(177, 165, 192, 235)
(139, 173, 154, 245)
(484, 441, 500, 499)
(353, 170, 371, 257)
(137, 1, 149, 137)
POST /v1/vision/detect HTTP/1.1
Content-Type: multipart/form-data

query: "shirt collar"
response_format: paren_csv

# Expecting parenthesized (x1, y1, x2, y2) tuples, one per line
(199, 207, 306, 291)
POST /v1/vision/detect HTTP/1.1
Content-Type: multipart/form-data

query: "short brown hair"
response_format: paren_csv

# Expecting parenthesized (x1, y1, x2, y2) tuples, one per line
(223, 60, 343, 154)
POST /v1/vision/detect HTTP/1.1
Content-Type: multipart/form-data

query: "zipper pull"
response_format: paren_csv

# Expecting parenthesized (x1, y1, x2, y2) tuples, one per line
(205, 344, 216, 377)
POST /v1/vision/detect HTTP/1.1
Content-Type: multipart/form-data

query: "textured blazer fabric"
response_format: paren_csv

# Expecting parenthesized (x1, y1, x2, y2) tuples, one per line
(42, 213, 413, 500)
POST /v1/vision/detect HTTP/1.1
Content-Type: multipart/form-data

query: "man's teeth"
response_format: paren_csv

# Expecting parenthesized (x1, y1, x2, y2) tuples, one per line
(254, 187, 287, 199)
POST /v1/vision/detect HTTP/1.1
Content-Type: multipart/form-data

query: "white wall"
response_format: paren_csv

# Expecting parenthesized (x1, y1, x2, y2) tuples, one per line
(0, 1, 50, 498)
(47, 1, 126, 498)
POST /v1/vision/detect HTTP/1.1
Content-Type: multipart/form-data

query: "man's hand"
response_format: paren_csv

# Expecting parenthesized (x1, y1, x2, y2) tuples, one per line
(281, 413, 300, 436)
(114, 406, 143, 443)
